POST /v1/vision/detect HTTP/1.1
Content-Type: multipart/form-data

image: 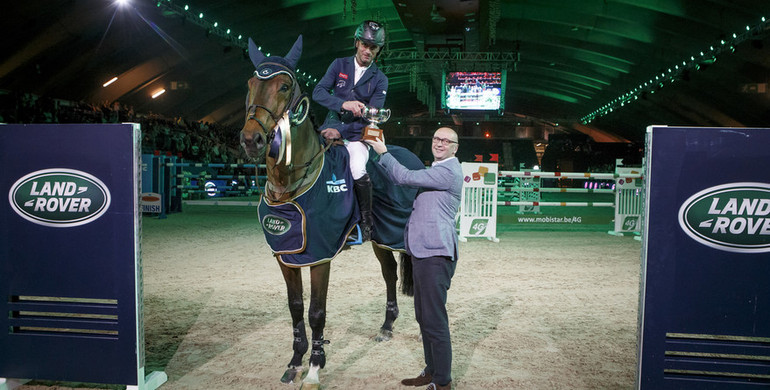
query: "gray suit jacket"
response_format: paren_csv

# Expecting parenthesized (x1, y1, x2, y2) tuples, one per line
(378, 154, 463, 260)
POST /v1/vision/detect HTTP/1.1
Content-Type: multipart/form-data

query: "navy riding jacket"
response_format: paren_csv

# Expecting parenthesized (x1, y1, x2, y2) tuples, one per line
(312, 56, 388, 141)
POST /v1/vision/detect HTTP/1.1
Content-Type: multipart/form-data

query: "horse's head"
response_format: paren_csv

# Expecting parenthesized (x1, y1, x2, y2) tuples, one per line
(241, 35, 309, 161)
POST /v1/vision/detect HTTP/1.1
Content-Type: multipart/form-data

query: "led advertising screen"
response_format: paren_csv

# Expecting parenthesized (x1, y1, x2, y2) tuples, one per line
(442, 70, 505, 112)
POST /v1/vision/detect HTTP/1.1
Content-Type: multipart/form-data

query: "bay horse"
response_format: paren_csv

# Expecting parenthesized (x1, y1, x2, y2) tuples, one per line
(239, 35, 418, 389)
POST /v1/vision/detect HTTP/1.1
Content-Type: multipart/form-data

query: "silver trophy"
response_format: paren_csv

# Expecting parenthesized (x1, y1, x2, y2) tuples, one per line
(361, 106, 391, 142)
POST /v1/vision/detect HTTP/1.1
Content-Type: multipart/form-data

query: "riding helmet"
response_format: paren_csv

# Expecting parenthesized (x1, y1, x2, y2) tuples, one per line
(354, 20, 385, 47)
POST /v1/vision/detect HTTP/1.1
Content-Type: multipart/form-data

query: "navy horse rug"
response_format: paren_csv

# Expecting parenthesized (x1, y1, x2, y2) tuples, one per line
(258, 143, 423, 267)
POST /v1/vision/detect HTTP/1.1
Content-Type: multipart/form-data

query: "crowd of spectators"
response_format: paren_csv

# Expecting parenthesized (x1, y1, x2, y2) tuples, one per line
(0, 90, 244, 164)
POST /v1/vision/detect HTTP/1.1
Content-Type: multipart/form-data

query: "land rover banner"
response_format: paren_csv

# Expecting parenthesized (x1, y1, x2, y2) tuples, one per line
(637, 126, 770, 389)
(0, 123, 159, 387)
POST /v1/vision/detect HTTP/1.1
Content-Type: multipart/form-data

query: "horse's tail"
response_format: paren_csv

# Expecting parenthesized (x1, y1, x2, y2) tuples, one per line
(399, 253, 414, 297)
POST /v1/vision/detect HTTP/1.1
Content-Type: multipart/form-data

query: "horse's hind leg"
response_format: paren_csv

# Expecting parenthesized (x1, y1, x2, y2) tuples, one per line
(278, 261, 307, 384)
(372, 244, 400, 341)
(301, 261, 331, 390)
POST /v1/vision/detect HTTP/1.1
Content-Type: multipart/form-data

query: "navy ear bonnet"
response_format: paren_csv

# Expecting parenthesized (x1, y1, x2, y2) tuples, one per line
(247, 35, 309, 126)
(249, 35, 302, 80)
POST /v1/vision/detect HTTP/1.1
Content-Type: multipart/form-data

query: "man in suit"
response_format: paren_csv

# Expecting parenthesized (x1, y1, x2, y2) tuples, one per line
(366, 127, 463, 390)
(313, 20, 388, 241)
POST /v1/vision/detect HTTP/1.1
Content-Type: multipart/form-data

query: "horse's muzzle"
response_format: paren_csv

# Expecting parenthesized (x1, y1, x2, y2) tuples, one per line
(240, 130, 266, 160)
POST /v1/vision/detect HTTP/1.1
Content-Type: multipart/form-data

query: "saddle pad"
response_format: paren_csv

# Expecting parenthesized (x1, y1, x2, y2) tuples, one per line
(258, 145, 359, 267)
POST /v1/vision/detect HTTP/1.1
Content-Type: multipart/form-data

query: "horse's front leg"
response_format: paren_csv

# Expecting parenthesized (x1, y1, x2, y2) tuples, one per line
(278, 260, 307, 384)
(301, 261, 331, 390)
(372, 244, 400, 341)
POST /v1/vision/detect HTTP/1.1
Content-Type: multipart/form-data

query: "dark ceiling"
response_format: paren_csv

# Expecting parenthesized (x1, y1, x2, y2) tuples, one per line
(2, 0, 769, 143)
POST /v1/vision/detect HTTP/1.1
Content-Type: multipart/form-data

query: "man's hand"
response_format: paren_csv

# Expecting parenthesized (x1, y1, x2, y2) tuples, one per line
(342, 101, 365, 117)
(321, 128, 341, 140)
(364, 134, 387, 155)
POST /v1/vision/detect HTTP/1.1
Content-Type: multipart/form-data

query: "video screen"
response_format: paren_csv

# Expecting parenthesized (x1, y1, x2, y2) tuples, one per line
(444, 71, 503, 111)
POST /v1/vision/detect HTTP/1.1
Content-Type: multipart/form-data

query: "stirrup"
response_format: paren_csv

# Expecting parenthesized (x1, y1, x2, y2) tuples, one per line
(345, 225, 363, 246)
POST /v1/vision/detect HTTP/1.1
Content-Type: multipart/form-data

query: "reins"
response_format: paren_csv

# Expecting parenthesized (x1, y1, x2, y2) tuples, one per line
(263, 135, 334, 202)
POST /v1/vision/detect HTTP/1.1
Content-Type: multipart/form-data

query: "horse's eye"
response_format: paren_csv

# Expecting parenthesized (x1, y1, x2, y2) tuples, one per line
(280, 84, 290, 92)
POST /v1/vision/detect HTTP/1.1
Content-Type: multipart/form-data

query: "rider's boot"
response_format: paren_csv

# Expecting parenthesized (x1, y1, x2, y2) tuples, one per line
(354, 174, 373, 242)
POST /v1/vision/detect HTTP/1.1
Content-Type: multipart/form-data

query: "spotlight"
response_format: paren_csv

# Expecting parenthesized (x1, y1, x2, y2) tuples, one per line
(102, 77, 118, 87)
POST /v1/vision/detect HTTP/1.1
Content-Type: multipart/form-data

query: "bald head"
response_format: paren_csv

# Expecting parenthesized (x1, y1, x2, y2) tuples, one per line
(431, 127, 459, 162)
(435, 127, 458, 142)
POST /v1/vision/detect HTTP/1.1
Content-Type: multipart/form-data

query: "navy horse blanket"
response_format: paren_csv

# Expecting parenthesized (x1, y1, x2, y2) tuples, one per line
(258, 143, 423, 267)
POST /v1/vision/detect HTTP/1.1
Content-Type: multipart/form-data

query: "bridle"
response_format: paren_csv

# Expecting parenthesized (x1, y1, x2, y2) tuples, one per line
(245, 61, 310, 164)
(245, 61, 330, 201)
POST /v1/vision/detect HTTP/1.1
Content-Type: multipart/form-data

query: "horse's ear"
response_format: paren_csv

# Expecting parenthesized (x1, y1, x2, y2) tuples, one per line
(248, 38, 266, 69)
(284, 35, 303, 70)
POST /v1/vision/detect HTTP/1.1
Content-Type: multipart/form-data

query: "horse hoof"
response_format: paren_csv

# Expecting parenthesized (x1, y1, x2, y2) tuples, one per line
(375, 328, 393, 342)
(280, 366, 303, 384)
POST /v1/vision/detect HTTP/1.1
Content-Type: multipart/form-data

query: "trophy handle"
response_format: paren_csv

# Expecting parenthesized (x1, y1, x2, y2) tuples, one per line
(380, 108, 391, 123)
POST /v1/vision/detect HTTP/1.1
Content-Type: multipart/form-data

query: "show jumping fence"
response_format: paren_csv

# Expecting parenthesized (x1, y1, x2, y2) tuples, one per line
(145, 154, 645, 235)
(141, 153, 267, 214)
(494, 165, 645, 235)
(165, 161, 267, 198)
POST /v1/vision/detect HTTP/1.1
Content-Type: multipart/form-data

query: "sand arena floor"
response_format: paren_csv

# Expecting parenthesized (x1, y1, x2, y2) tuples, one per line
(17, 205, 643, 390)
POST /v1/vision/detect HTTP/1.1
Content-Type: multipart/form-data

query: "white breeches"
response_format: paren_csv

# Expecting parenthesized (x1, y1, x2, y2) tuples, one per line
(345, 140, 368, 180)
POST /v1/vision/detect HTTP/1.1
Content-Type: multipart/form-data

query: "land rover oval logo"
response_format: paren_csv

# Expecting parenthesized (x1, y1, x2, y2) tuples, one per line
(8, 168, 111, 228)
(678, 182, 770, 253)
(262, 214, 291, 235)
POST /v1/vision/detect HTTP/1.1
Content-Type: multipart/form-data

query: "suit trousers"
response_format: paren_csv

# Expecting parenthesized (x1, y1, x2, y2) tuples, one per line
(412, 255, 457, 386)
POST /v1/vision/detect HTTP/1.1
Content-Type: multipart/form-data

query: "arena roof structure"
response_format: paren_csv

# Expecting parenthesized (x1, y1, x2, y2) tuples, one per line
(2, 0, 769, 143)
